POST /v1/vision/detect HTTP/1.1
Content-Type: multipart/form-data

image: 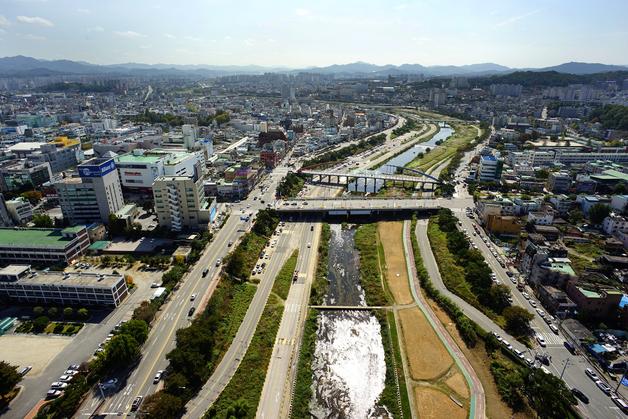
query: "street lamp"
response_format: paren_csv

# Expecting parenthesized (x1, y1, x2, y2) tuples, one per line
(560, 359, 571, 380)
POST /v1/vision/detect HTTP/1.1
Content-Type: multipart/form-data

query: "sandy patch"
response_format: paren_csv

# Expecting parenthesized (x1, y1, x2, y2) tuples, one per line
(445, 372, 470, 399)
(414, 386, 467, 419)
(378, 222, 413, 305)
(0, 334, 72, 375)
(398, 307, 452, 380)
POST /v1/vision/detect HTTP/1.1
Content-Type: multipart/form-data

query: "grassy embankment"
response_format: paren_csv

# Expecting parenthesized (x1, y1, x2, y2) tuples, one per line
(271, 250, 299, 300)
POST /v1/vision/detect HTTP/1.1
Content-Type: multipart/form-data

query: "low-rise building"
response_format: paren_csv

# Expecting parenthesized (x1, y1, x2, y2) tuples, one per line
(5, 197, 33, 225)
(566, 281, 623, 320)
(0, 265, 128, 307)
(530, 257, 576, 288)
(603, 213, 628, 235)
(547, 171, 571, 193)
(0, 160, 52, 192)
(537, 285, 578, 317)
(0, 226, 90, 264)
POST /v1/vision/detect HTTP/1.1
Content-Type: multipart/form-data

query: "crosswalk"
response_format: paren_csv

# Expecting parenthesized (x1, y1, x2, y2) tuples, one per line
(532, 327, 564, 346)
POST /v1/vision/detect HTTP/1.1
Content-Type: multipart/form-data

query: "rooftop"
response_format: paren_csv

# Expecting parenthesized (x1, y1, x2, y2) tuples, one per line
(116, 154, 162, 164)
(0, 228, 80, 249)
(7, 270, 123, 288)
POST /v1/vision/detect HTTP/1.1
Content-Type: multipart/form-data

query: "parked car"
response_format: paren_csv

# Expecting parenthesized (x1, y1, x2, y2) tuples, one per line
(596, 380, 612, 395)
(59, 375, 73, 382)
(46, 389, 63, 399)
(612, 393, 628, 413)
(585, 368, 599, 381)
(549, 324, 559, 334)
(19, 365, 32, 376)
(536, 335, 546, 347)
(50, 382, 68, 389)
(153, 370, 164, 384)
(571, 388, 589, 404)
(564, 340, 576, 354)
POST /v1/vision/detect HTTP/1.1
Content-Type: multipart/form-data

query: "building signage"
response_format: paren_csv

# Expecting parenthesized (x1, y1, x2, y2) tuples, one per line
(79, 160, 116, 178)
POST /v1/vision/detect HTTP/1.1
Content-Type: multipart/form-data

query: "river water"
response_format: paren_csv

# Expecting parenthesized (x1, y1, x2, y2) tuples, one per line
(310, 224, 391, 418)
(348, 123, 454, 193)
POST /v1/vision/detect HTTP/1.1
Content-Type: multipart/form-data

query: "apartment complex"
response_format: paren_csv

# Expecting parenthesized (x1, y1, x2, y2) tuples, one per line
(0, 265, 128, 307)
(56, 157, 124, 224)
(0, 226, 90, 264)
(7, 136, 82, 173)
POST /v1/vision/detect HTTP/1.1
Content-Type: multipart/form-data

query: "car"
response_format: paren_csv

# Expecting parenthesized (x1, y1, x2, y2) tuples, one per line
(202, 268, 209, 277)
(64, 369, 79, 376)
(68, 364, 80, 371)
(50, 381, 68, 389)
(188, 307, 196, 317)
(549, 324, 559, 334)
(46, 389, 63, 399)
(536, 335, 546, 347)
(525, 358, 534, 366)
(536, 308, 546, 318)
(564, 340, 576, 354)
(131, 396, 143, 411)
(513, 348, 524, 359)
(307, 242, 311, 248)
(153, 370, 164, 384)
(190, 294, 197, 301)
(612, 393, 628, 413)
(150, 282, 161, 288)
(571, 388, 590, 404)
(585, 368, 599, 381)
(215, 258, 222, 267)
(228, 241, 233, 247)
(502, 340, 513, 350)
(529, 300, 537, 308)
(19, 365, 32, 376)
(596, 380, 612, 395)
(59, 375, 73, 382)
(310, 225, 314, 231)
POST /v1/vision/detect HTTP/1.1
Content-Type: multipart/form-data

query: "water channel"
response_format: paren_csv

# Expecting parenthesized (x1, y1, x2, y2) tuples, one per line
(310, 224, 391, 418)
(348, 123, 454, 193)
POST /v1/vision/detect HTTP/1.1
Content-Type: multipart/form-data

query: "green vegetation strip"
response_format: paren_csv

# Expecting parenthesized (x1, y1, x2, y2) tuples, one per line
(302, 133, 386, 170)
(355, 224, 391, 306)
(310, 223, 331, 305)
(377, 311, 406, 418)
(290, 310, 318, 419)
(386, 311, 412, 418)
(272, 250, 299, 300)
(205, 293, 284, 418)
(277, 172, 305, 199)
(406, 123, 477, 172)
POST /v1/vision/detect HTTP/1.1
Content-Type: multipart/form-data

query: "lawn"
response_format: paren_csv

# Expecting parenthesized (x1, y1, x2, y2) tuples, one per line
(310, 223, 331, 305)
(271, 250, 299, 301)
(406, 123, 478, 172)
(355, 223, 390, 306)
(206, 293, 284, 418)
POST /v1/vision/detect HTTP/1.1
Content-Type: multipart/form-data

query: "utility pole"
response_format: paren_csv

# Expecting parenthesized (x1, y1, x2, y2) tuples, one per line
(560, 359, 571, 380)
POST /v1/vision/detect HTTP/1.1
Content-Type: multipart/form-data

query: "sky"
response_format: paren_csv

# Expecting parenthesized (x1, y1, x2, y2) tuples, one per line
(0, 0, 626, 68)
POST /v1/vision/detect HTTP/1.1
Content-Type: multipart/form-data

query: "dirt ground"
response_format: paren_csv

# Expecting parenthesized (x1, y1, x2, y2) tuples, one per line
(378, 222, 413, 305)
(398, 307, 452, 381)
(445, 372, 470, 399)
(414, 386, 467, 419)
(0, 334, 72, 375)
(426, 299, 531, 419)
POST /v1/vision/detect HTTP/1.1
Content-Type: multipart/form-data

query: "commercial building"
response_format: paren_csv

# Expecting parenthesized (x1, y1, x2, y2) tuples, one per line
(0, 160, 52, 192)
(8, 137, 82, 173)
(478, 155, 503, 182)
(114, 149, 200, 192)
(0, 265, 128, 307)
(0, 226, 90, 264)
(56, 158, 124, 224)
(566, 281, 624, 320)
(5, 197, 33, 225)
(153, 162, 213, 231)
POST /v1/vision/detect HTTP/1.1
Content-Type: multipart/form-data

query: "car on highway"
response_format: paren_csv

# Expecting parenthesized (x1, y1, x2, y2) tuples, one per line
(190, 294, 197, 301)
(153, 370, 164, 384)
(571, 388, 589, 404)
(596, 380, 612, 395)
(585, 368, 599, 381)
(202, 268, 209, 277)
(228, 241, 233, 247)
(536, 335, 546, 347)
(215, 258, 222, 267)
(307, 242, 311, 248)
(131, 396, 143, 411)
(188, 307, 196, 317)
(521, 292, 530, 300)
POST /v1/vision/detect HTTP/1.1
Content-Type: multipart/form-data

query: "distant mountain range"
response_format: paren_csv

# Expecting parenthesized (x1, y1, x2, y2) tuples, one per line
(0, 56, 626, 78)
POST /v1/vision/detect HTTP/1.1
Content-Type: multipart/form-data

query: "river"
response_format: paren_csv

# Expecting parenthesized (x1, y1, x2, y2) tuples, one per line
(310, 224, 391, 418)
(348, 123, 454, 193)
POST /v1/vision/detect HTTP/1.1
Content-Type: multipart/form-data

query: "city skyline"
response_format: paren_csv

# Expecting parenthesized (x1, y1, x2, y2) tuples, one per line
(0, 0, 627, 68)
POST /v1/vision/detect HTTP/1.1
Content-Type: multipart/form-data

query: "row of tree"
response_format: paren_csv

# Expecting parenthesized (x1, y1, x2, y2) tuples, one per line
(302, 133, 386, 169)
(130, 109, 230, 127)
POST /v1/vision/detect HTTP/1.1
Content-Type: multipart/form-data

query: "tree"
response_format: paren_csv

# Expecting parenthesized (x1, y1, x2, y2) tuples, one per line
(118, 319, 149, 345)
(20, 190, 42, 205)
(488, 284, 512, 313)
(32, 316, 50, 333)
(614, 182, 628, 195)
(225, 399, 249, 418)
(63, 307, 74, 318)
(589, 203, 611, 225)
(503, 306, 534, 336)
(140, 391, 184, 418)
(522, 368, 576, 417)
(77, 308, 89, 320)
(101, 334, 140, 370)
(0, 361, 21, 395)
(33, 306, 44, 316)
(32, 214, 53, 228)
(47, 307, 58, 318)
(534, 169, 549, 179)
(568, 208, 584, 225)
(132, 301, 158, 324)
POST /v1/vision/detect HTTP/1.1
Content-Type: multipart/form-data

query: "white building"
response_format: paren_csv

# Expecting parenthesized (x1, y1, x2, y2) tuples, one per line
(5, 197, 33, 225)
(603, 213, 628, 235)
(478, 155, 503, 182)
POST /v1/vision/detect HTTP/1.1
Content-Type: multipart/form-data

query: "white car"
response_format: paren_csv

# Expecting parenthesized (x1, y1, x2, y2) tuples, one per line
(536, 335, 546, 347)
(50, 382, 68, 389)
(536, 308, 545, 318)
(190, 294, 197, 301)
(522, 292, 530, 300)
(59, 375, 73, 382)
(585, 368, 599, 381)
(153, 370, 164, 384)
(549, 324, 559, 334)
(529, 300, 537, 308)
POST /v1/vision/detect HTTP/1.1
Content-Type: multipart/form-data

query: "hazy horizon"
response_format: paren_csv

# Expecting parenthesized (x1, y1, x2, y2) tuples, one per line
(0, 0, 627, 68)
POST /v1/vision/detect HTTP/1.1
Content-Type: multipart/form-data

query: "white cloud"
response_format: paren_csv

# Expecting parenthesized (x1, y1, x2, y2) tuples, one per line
(16, 15, 54, 27)
(184, 35, 201, 42)
(77, 8, 91, 14)
(495, 9, 541, 27)
(22, 33, 46, 41)
(244, 38, 256, 46)
(295, 8, 311, 17)
(223, 35, 232, 40)
(0, 15, 10, 28)
(114, 30, 147, 38)
(164, 33, 176, 39)
(87, 26, 104, 33)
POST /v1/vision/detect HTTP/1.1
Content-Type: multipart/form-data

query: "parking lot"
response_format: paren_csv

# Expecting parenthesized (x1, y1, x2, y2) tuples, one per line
(0, 334, 72, 376)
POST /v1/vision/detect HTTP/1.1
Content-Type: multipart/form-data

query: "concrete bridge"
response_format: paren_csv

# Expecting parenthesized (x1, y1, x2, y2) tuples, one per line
(298, 169, 441, 192)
